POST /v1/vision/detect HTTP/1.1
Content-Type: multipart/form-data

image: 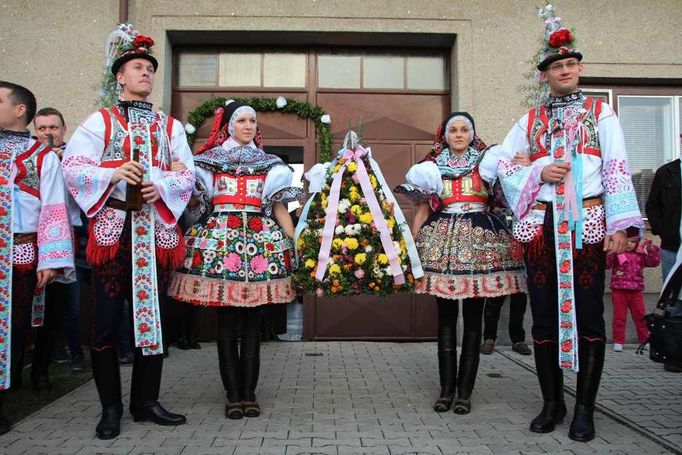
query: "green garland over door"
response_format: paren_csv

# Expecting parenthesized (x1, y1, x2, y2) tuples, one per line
(184, 96, 333, 162)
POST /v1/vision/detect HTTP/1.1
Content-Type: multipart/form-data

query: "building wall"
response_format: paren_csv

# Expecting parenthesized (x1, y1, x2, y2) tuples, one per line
(2, 1, 679, 141)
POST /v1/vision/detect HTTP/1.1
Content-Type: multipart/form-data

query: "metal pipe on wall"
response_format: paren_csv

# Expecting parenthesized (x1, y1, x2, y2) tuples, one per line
(119, 0, 128, 23)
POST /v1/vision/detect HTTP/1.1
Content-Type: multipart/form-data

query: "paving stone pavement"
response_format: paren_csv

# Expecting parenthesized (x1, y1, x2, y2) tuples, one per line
(0, 341, 679, 454)
(501, 343, 682, 453)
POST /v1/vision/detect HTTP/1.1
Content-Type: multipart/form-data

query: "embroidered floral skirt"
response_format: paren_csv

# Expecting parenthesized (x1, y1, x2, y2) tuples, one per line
(414, 210, 527, 300)
(168, 211, 295, 307)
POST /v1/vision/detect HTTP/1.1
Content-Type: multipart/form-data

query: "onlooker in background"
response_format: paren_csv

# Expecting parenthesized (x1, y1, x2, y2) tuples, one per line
(480, 293, 532, 355)
(31, 108, 85, 389)
(606, 237, 660, 352)
(646, 136, 682, 372)
(645, 149, 681, 282)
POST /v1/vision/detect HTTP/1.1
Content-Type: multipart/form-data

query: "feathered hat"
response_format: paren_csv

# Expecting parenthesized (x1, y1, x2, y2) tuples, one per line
(536, 3, 582, 71)
(97, 23, 158, 107)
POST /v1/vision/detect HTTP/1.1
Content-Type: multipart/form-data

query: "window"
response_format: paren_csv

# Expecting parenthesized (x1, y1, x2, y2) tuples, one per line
(317, 52, 448, 90)
(177, 51, 307, 88)
(584, 83, 682, 215)
(617, 95, 681, 213)
(176, 53, 217, 86)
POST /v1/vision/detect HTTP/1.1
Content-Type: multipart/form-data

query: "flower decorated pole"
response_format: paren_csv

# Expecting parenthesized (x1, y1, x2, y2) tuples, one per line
(294, 131, 422, 297)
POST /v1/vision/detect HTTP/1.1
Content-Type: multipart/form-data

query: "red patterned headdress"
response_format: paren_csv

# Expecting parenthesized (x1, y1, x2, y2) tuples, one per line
(194, 101, 263, 155)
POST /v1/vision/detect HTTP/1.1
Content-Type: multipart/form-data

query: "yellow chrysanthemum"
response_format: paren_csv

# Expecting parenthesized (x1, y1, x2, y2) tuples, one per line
(332, 238, 344, 250)
(297, 237, 305, 249)
(354, 253, 367, 265)
(332, 164, 342, 174)
(347, 162, 357, 172)
(377, 254, 389, 265)
(305, 259, 317, 269)
(351, 205, 362, 216)
(329, 263, 341, 275)
(344, 238, 359, 250)
(386, 217, 395, 229)
(359, 213, 373, 225)
(349, 191, 360, 202)
(370, 175, 378, 189)
(321, 198, 328, 209)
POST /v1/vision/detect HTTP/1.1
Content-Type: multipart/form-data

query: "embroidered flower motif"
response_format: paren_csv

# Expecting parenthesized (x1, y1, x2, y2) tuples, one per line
(558, 221, 569, 234)
(248, 217, 263, 232)
(137, 290, 149, 301)
(136, 258, 148, 268)
(250, 254, 268, 274)
(227, 215, 241, 229)
(560, 338, 573, 353)
(224, 252, 242, 272)
(560, 299, 572, 313)
(135, 226, 148, 236)
(138, 322, 151, 334)
(559, 260, 571, 274)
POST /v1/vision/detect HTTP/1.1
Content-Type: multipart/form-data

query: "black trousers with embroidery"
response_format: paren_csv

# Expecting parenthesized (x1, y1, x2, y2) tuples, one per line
(90, 217, 170, 406)
(9, 260, 39, 389)
(524, 209, 606, 343)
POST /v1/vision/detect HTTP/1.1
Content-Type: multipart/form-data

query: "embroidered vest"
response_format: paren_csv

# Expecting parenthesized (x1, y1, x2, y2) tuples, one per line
(15, 140, 50, 199)
(87, 107, 184, 268)
(441, 168, 489, 206)
(213, 173, 265, 210)
(526, 97, 603, 162)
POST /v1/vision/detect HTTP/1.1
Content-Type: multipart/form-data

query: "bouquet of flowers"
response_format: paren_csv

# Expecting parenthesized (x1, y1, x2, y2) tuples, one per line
(295, 133, 422, 297)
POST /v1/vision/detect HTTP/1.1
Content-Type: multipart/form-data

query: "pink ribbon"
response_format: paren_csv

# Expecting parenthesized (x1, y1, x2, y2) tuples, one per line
(315, 146, 405, 285)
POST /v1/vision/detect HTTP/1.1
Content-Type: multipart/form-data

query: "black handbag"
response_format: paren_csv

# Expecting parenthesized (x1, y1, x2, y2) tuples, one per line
(640, 261, 682, 367)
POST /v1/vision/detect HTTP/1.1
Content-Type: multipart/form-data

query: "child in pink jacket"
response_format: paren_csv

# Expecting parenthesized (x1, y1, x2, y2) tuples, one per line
(606, 237, 661, 352)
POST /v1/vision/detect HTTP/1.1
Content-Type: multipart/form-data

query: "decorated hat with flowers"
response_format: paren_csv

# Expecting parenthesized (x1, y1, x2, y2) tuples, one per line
(97, 23, 158, 107)
(109, 24, 158, 75)
(536, 3, 582, 71)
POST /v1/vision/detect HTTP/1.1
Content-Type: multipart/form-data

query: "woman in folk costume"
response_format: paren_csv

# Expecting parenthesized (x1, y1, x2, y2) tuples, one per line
(396, 112, 526, 414)
(168, 101, 301, 420)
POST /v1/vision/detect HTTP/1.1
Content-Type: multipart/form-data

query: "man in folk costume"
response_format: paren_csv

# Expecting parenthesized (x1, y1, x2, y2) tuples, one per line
(62, 24, 195, 439)
(0, 81, 75, 434)
(492, 4, 643, 442)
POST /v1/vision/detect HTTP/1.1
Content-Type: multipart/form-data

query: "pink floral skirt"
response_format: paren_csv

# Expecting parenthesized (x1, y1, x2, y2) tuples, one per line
(168, 210, 295, 307)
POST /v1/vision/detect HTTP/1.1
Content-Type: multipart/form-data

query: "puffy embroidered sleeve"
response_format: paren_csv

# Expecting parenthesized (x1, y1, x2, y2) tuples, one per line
(395, 161, 443, 210)
(38, 151, 75, 282)
(150, 118, 196, 228)
(180, 166, 213, 231)
(598, 104, 644, 235)
(261, 164, 304, 216)
(62, 112, 117, 218)
(495, 115, 544, 219)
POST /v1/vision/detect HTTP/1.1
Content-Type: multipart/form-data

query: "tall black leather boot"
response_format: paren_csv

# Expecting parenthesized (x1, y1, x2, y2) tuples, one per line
(569, 339, 605, 442)
(129, 350, 186, 426)
(434, 316, 457, 412)
(0, 394, 10, 435)
(241, 308, 262, 417)
(529, 342, 567, 433)
(453, 298, 484, 414)
(217, 335, 244, 419)
(91, 348, 123, 439)
(30, 327, 53, 395)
